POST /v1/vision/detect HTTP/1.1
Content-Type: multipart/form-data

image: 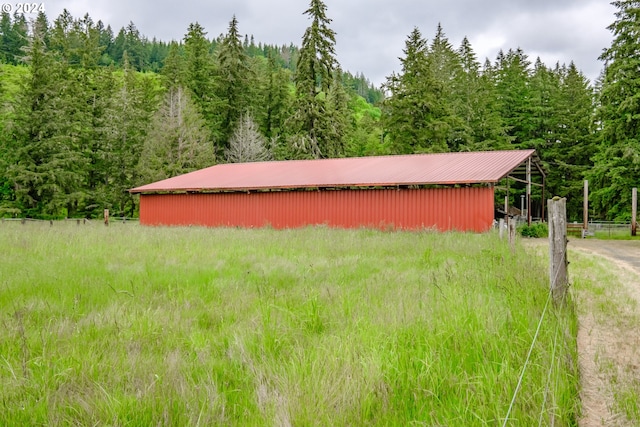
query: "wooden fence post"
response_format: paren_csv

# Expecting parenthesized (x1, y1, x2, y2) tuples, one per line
(104, 209, 109, 227)
(508, 218, 516, 253)
(548, 197, 568, 304)
(499, 218, 505, 240)
(632, 188, 637, 237)
(583, 180, 589, 237)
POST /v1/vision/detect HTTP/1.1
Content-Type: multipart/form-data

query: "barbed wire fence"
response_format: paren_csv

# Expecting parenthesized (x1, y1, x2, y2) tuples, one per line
(502, 197, 572, 426)
(0, 217, 138, 225)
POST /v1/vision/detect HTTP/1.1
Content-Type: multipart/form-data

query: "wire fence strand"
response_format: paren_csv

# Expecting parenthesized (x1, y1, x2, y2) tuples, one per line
(502, 243, 568, 427)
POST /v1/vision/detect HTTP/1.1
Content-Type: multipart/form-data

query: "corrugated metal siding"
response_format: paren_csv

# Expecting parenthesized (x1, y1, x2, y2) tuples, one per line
(139, 186, 495, 232)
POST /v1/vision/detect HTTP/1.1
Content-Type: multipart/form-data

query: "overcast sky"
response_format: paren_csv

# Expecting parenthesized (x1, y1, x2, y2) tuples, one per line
(37, 0, 615, 87)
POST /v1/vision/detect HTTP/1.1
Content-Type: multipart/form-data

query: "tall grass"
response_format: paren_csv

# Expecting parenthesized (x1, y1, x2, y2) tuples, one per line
(0, 222, 578, 425)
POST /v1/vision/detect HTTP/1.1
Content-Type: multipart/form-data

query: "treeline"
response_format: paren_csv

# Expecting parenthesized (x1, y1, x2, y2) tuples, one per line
(0, 0, 636, 221)
(0, 9, 383, 103)
(0, 5, 382, 218)
(383, 25, 597, 220)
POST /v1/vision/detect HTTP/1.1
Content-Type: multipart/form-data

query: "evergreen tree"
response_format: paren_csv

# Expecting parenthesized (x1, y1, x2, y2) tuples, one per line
(456, 36, 508, 150)
(291, 0, 342, 158)
(148, 38, 169, 72)
(543, 63, 596, 220)
(494, 48, 532, 147)
(0, 12, 11, 62)
(0, 12, 28, 64)
(382, 27, 448, 153)
(296, 0, 336, 93)
(258, 51, 293, 140)
(588, 0, 640, 220)
(184, 22, 212, 100)
(323, 67, 351, 157)
(108, 27, 125, 64)
(426, 24, 466, 151)
(138, 39, 212, 182)
(528, 58, 561, 153)
(342, 71, 383, 104)
(0, 63, 12, 213)
(123, 21, 148, 70)
(138, 85, 213, 182)
(214, 15, 255, 149)
(184, 22, 220, 141)
(100, 55, 158, 215)
(6, 20, 88, 217)
(162, 41, 185, 88)
(81, 65, 118, 217)
(96, 22, 114, 65)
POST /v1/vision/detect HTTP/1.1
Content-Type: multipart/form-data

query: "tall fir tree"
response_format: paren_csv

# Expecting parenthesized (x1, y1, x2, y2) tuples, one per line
(95, 20, 113, 65)
(99, 55, 158, 215)
(426, 24, 466, 151)
(213, 15, 256, 151)
(291, 0, 345, 158)
(382, 27, 448, 153)
(323, 67, 351, 157)
(258, 51, 293, 141)
(543, 63, 596, 220)
(494, 48, 532, 147)
(0, 62, 11, 212)
(184, 22, 221, 142)
(7, 17, 88, 217)
(162, 41, 185, 88)
(0, 12, 28, 64)
(0, 12, 11, 62)
(588, 0, 640, 220)
(137, 40, 213, 183)
(528, 58, 561, 152)
(455, 36, 508, 150)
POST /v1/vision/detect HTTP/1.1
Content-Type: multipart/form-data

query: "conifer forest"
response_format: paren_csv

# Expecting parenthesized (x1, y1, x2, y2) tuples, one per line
(0, 0, 638, 221)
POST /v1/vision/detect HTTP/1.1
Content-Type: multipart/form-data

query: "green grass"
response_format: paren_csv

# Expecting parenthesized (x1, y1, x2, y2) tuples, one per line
(591, 227, 640, 240)
(0, 222, 579, 426)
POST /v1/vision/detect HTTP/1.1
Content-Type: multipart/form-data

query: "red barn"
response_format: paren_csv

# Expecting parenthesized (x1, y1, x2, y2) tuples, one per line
(129, 150, 544, 232)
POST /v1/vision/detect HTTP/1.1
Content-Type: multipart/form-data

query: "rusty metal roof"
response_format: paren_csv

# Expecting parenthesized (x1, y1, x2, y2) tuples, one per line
(130, 149, 540, 194)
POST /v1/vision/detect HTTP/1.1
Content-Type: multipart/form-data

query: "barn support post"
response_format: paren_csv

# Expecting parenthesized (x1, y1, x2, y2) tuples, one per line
(541, 175, 546, 223)
(504, 195, 509, 222)
(505, 178, 510, 232)
(548, 197, 568, 304)
(527, 157, 532, 226)
(632, 188, 637, 237)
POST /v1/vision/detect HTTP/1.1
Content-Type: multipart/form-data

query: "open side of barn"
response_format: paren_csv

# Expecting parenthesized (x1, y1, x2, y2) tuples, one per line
(129, 150, 545, 232)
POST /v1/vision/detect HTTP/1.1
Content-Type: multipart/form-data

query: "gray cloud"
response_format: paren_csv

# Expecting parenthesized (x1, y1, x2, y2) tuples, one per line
(46, 0, 614, 86)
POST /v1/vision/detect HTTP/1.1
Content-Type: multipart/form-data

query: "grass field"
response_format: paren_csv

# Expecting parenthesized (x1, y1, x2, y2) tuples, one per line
(0, 222, 579, 426)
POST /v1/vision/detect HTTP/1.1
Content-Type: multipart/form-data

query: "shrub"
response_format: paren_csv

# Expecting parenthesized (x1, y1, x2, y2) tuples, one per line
(519, 222, 548, 238)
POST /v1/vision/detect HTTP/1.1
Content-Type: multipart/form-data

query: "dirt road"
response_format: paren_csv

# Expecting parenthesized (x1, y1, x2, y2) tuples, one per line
(567, 238, 640, 427)
(571, 238, 640, 276)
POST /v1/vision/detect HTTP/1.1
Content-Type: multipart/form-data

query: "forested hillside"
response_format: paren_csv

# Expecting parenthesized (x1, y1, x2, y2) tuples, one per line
(0, 0, 637, 221)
